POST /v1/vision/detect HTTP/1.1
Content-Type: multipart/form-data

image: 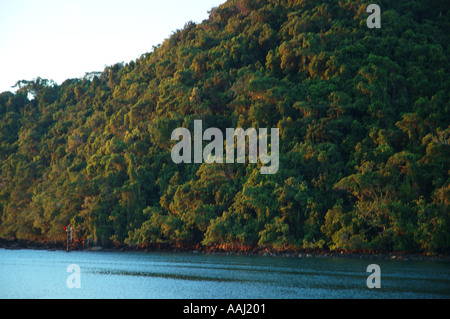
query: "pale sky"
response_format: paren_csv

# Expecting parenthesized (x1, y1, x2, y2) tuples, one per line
(0, 0, 226, 93)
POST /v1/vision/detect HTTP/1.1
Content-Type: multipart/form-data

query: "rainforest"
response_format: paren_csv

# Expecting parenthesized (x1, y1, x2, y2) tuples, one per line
(0, 0, 449, 254)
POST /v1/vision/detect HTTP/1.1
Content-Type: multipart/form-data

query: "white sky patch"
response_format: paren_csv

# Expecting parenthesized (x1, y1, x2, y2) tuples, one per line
(66, 4, 82, 30)
(0, 0, 225, 93)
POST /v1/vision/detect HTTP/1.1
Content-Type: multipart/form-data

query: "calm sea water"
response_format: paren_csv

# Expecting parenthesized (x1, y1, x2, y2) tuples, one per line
(0, 248, 448, 299)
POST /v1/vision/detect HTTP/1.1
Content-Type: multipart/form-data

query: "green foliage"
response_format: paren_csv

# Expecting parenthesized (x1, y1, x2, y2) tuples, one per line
(0, 0, 449, 253)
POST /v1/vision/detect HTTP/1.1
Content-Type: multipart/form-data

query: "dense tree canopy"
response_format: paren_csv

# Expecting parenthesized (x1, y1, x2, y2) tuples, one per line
(1, 0, 449, 253)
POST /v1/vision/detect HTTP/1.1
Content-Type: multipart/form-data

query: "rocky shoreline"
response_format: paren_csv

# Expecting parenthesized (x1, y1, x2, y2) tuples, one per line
(1, 237, 449, 262)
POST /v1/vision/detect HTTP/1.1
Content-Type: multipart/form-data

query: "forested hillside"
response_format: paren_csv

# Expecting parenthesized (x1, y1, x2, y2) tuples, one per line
(1, 0, 449, 253)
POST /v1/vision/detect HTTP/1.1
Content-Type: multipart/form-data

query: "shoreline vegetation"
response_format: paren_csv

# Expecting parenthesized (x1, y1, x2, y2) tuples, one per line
(1, 1, 449, 255)
(1, 238, 448, 262)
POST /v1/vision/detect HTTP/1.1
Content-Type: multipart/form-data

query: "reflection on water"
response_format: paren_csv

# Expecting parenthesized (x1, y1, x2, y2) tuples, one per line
(0, 248, 449, 299)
